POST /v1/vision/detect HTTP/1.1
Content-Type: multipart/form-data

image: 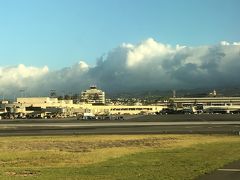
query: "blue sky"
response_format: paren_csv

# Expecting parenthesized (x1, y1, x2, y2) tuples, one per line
(0, 0, 239, 69)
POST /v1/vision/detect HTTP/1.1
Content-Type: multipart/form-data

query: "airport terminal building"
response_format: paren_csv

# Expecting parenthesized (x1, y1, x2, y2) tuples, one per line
(2, 87, 240, 119)
(170, 97, 240, 113)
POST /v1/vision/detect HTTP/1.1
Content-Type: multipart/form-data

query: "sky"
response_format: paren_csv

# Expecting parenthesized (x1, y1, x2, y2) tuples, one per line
(0, 0, 240, 96)
(1, 0, 240, 69)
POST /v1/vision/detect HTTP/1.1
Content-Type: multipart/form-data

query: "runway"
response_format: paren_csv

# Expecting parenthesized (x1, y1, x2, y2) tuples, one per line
(0, 116, 240, 136)
(1, 121, 240, 127)
(197, 160, 240, 180)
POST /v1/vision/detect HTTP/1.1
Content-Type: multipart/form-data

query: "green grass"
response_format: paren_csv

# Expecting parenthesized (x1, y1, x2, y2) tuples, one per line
(76, 142, 240, 180)
(0, 135, 240, 179)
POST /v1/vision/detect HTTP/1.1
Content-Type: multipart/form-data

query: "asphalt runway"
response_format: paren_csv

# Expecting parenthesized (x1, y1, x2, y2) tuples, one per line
(1, 114, 240, 124)
(0, 114, 240, 136)
(197, 160, 240, 180)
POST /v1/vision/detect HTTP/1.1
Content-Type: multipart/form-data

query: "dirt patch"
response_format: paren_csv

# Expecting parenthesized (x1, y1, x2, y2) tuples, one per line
(96, 137, 178, 149)
(5, 170, 40, 177)
(2, 137, 179, 152)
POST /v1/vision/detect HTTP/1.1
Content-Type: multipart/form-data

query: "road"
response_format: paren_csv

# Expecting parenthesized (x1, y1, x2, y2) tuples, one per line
(0, 115, 240, 136)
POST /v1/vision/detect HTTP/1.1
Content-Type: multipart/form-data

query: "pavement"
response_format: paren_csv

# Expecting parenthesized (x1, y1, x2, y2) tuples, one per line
(197, 160, 240, 180)
(1, 121, 240, 127)
(0, 120, 240, 136)
(1, 114, 240, 124)
(0, 114, 239, 136)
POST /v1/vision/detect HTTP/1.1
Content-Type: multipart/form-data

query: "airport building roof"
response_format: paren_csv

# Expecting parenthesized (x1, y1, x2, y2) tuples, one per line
(170, 97, 240, 103)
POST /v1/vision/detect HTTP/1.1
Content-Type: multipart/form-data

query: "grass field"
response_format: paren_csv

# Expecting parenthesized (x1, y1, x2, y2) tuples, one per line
(0, 134, 240, 179)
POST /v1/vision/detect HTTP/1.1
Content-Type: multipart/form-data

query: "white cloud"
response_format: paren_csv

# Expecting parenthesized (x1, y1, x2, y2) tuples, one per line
(78, 61, 89, 71)
(0, 64, 48, 88)
(220, 41, 230, 46)
(126, 38, 187, 68)
(221, 41, 240, 46)
(126, 38, 175, 67)
(1, 38, 240, 97)
(233, 42, 240, 46)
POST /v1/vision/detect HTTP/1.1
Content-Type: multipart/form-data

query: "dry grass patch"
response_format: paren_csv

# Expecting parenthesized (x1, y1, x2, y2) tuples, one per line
(5, 170, 40, 177)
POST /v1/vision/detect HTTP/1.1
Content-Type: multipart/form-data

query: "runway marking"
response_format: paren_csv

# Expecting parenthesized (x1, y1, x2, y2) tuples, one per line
(218, 169, 240, 172)
(0, 121, 240, 128)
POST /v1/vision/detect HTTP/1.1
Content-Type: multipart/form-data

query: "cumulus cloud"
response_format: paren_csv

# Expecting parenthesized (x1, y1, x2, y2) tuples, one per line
(0, 64, 48, 95)
(1, 38, 240, 97)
